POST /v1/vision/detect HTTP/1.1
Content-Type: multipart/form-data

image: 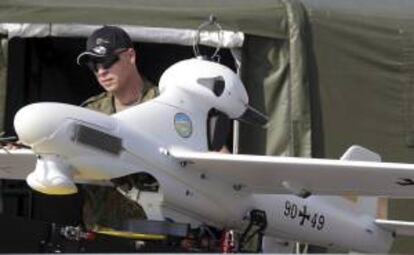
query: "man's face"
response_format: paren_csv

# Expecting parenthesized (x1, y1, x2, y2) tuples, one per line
(88, 48, 135, 93)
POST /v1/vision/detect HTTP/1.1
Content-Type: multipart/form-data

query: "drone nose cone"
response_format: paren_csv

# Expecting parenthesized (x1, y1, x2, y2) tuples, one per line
(14, 103, 59, 146)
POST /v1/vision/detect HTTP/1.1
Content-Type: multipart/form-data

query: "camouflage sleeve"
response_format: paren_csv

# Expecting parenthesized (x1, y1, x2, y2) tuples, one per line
(81, 185, 145, 229)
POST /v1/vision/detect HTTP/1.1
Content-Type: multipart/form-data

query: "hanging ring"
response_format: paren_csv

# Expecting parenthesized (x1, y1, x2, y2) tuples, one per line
(193, 15, 223, 59)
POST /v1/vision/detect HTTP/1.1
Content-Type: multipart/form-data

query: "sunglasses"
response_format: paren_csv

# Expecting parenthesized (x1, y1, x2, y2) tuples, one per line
(86, 49, 128, 72)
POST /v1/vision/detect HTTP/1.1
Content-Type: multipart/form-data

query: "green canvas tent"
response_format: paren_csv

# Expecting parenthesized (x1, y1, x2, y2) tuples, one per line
(2, 0, 414, 252)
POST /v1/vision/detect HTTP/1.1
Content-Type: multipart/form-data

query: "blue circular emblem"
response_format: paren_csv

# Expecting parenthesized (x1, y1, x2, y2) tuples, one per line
(174, 113, 192, 138)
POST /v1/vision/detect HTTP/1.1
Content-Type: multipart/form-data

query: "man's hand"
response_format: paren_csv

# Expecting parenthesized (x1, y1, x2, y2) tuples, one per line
(0, 134, 30, 151)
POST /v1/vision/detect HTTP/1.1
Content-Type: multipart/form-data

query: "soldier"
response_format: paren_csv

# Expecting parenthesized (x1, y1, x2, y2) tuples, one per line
(76, 26, 158, 229)
(77, 26, 158, 114)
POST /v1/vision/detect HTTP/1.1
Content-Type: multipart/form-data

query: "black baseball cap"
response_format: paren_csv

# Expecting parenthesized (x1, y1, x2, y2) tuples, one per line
(77, 26, 133, 66)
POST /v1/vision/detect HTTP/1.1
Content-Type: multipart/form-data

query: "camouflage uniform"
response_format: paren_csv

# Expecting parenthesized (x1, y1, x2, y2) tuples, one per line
(82, 79, 159, 114)
(81, 79, 159, 229)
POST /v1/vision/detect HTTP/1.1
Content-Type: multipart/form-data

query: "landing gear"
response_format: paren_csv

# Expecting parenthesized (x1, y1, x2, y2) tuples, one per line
(238, 209, 268, 253)
(139, 210, 268, 253)
(218, 209, 268, 253)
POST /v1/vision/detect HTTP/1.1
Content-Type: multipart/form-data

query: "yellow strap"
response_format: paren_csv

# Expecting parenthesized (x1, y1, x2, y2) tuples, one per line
(94, 226, 167, 240)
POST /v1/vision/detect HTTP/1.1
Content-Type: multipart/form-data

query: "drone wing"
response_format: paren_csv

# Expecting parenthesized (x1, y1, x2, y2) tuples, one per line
(0, 149, 111, 187)
(0, 149, 36, 180)
(169, 146, 414, 197)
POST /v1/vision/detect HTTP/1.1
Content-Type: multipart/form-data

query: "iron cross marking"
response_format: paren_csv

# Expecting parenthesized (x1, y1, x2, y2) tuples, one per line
(298, 205, 311, 225)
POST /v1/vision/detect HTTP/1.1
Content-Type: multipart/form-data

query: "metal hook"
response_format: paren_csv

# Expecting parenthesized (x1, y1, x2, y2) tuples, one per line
(193, 14, 223, 60)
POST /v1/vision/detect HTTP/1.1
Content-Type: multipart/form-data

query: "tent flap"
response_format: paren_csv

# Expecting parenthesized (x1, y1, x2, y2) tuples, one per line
(240, 0, 311, 158)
